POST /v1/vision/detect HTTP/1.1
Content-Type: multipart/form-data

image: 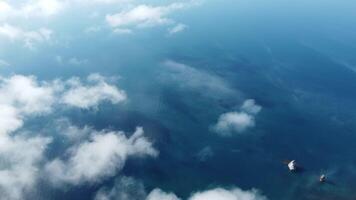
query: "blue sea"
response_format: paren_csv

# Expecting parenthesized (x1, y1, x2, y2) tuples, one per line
(1, 0, 356, 199)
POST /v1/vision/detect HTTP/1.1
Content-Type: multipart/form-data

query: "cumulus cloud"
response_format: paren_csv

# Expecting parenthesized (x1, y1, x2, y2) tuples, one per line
(106, 1, 199, 32)
(0, 24, 53, 49)
(61, 73, 127, 109)
(96, 183, 267, 200)
(147, 189, 181, 200)
(213, 99, 262, 136)
(0, 73, 126, 139)
(0, 134, 51, 200)
(189, 187, 267, 200)
(213, 112, 255, 136)
(168, 23, 187, 35)
(0, 73, 144, 199)
(45, 127, 158, 185)
(94, 176, 147, 200)
(241, 99, 262, 115)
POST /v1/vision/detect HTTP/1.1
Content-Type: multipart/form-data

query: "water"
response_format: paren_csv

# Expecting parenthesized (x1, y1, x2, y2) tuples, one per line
(2, 0, 356, 199)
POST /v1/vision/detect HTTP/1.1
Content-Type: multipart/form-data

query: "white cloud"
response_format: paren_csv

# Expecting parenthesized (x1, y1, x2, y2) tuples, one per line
(168, 23, 187, 34)
(213, 99, 262, 136)
(0, 73, 128, 199)
(213, 112, 255, 136)
(0, 75, 56, 116)
(22, 0, 64, 18)
(45, 127, 158, 185)
(0, 134, 51, 200)
(147, 189, 181, 200)
(106, 1, 199, 31)
(94, 176, 147, 200)
(0, 24, 53, 49)
(0, 105, 23, 135)
(61, 73, 127, 109)
(0, 0, 63, 21)
(96, 184, 267, 200)
(189, 187, 267, 200)
(241, 99, 262, 115)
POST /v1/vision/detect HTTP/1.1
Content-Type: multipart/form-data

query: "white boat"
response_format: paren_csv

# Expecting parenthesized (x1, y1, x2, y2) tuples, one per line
(288, 160, 297, 171)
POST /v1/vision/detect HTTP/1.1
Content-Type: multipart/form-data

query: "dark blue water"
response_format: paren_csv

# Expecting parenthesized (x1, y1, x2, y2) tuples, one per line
(3, 1, 356, 199)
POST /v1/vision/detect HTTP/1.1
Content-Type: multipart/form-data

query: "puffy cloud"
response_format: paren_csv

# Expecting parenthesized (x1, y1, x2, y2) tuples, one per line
(213, 112, 255, 136)
(241, 99, 262, 115)
(61, 73, 127, 109)
(0, 134, 51, 200)
(21, 0, 64, 18)
(0, 105, 23, 135)
(45, 127, 158, 185)
(189, 187, 267, 200)
(0, 73, 126, 136)
(168, 23, 187, 34)
(213, 99, 262, 136)
(0, 75, 56, 136)
(96, 183, 267, 200)
(106, 1, 200, 31)
(94, 176, 147, 200)
(0, 0, 63, 20)
(147, 189, 181, 200)
(0, 24, 53, 49)
(0, 73, 128, 199)
(0, 75, 56, 115)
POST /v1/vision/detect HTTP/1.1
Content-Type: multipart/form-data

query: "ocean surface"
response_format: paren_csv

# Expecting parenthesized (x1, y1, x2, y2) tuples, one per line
(1, 0, 356, 199)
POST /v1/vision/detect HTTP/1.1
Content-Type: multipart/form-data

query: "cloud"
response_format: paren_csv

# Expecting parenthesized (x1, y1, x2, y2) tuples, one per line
(0, 24, 53, 49)
(106, 1, 200, 32)
(96, 182, 268, 200)
(61, 73, 127, 109)
(162, 60, 234, 96)
(54, 118, 92, 142)
(241, 99, 262, 115)
(213, 99, 262, 136)
(168, 23, 187, 34)
(147, 189, 181, 200)
(0, 73, 128, 199)
(0, 0, 63, 22)
(213, 112, 255, 136)
(0, 75, 56, 117)
(45, 127, 158, 185)
(94, 176, 147, 200)
(188, 187, 267, 200)
(0, 134, 51, 200)
(21, 0, 64, 18)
